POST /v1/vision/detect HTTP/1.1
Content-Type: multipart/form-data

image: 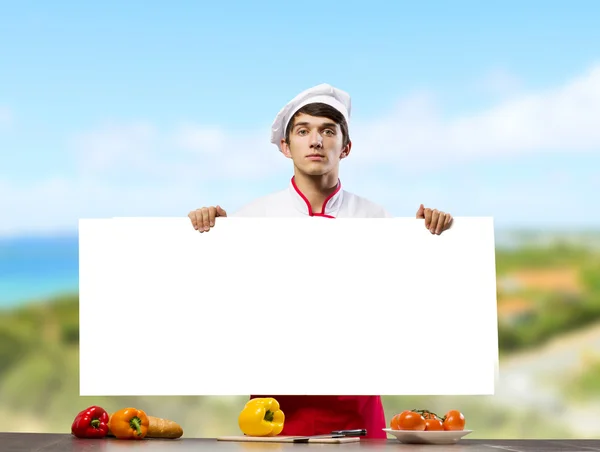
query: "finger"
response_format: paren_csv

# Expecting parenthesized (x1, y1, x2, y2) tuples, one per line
(203, 207, 216, 231)
(195, 210, 205, 231)
(188, 211, 199, 230)
(197, 210, 207, 231)
(435, 212, 447, 234)
(416, 204, 425, 219)
(201, 207, 211, 232)
(216, 205, 227, 217)
(429, 210, 440, 233)
(208, 206, 217, 227)
(444, 214, 453, 230)
(428, 209, 439, 232)
(424, 209, 433, 229)
(195, 209, 205, 233)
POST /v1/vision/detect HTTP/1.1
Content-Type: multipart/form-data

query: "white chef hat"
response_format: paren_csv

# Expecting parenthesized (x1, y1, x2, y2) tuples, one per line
(270, 83, 352, 152)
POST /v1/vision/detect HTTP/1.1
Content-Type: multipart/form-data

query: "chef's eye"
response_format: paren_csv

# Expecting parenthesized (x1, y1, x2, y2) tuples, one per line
(323, 129, 335, 135)
(297, 129, 308, 135)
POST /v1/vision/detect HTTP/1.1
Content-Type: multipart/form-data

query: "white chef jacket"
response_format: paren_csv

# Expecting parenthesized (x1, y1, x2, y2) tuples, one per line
(232, 177, 393, 219)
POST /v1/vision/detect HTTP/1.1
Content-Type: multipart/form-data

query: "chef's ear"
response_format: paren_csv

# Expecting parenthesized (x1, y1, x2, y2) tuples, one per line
(340, 141, 352, 160)
(280, 138, 293, 159)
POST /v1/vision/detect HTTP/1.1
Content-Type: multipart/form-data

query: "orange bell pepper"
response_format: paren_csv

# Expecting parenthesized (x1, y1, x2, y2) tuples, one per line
(109, 407, 149, 440)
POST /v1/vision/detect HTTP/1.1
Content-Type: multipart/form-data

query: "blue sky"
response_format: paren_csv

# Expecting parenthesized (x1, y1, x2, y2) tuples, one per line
(1, 1, 600, 235)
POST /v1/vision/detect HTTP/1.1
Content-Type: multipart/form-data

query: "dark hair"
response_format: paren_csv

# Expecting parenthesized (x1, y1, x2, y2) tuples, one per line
(284, 102, 350, 147)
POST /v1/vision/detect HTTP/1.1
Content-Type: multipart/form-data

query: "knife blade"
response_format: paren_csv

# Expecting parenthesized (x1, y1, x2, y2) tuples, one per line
(291, 429, 367, 443)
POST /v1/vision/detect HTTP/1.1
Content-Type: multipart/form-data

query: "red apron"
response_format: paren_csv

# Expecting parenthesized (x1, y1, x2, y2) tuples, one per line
(249, 395, 387, 439)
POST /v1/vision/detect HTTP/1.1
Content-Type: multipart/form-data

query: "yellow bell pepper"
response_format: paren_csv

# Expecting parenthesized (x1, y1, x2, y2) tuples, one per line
(238, 397, 285, 437)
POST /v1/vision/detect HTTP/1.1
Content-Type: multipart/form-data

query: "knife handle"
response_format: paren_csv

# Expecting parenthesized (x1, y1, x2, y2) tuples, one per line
(331, 429, 367, 436)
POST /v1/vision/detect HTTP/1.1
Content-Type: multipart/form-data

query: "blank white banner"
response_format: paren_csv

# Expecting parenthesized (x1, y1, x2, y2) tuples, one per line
(78, 217, 498, 396)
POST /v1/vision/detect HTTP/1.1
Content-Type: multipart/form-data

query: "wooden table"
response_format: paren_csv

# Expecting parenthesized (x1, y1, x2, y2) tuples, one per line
(1, 433, 599, 452)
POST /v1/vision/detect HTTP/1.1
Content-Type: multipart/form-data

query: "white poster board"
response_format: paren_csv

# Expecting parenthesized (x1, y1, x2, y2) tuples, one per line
(78, 217, 498, 396)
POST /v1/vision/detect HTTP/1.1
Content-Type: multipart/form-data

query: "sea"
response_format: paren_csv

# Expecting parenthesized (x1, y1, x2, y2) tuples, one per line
(0, 235, 79, 308)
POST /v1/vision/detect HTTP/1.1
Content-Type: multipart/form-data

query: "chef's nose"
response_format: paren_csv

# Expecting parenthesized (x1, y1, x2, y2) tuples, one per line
(310, 131, 323, 148)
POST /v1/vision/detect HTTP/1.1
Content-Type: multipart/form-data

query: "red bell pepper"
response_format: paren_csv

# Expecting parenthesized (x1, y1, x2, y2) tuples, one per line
(71, 405, 110, 438)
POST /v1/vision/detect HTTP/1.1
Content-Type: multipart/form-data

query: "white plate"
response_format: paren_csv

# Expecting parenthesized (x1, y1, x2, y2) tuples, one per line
(383, 428, 473, 445)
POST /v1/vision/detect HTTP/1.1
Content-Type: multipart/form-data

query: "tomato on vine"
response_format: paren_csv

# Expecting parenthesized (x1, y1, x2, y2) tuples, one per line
(442, 410, 466, 431)
(390, 410, 426, 431)
(390, 408, 466, 432)
(424, 418, 443, 430)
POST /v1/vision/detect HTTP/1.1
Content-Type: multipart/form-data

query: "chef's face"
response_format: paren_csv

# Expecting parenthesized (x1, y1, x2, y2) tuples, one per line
(281, 113, 351, 177)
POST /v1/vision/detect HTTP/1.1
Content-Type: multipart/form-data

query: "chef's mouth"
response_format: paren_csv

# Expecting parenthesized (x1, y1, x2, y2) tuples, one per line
(306, 154, 324, 158)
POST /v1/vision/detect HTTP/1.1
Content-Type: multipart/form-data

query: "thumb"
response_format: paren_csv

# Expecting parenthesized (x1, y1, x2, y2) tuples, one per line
(216, 205, 227, 217)
(416, 204, 425, 218)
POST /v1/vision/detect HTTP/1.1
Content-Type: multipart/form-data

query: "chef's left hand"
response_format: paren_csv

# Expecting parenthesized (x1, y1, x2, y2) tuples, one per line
(416, 204, 453, 235)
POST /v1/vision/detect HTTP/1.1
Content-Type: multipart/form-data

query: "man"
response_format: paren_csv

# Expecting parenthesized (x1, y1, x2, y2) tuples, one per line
(188, 83, 453, 439)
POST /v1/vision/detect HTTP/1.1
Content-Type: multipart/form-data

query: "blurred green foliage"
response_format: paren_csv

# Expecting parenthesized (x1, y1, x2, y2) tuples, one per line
(494, 241, 593, 273)
(497, 242, 600, 353)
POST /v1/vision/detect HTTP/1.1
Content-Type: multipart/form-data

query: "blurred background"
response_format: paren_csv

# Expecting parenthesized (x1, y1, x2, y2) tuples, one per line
(2, 0, 600, 440)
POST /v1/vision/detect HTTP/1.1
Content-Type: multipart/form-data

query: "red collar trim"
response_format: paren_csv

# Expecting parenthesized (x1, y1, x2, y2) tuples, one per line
(290, 176, 341, 218)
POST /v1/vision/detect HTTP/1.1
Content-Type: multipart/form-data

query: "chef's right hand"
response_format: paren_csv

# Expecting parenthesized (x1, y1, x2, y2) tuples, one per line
(188, 205, 227, 232)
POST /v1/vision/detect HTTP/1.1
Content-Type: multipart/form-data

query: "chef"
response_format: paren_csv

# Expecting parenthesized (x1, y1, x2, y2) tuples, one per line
(188, 83, 454, 439)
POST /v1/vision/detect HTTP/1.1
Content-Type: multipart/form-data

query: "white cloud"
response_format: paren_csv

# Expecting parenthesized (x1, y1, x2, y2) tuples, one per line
(348, 64, 600, 170)
(70, 122, 158, 174)
(0, 176, 254, 236)
(175, 124, 228, 154)
(67, 118, 290, 183)
(172, 123, 289, 180)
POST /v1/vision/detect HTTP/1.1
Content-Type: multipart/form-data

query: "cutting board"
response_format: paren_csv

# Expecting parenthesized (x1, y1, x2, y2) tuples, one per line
(217, 435, 361, 444)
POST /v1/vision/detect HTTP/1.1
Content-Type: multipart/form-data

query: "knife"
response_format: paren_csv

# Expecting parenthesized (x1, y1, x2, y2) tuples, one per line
(291, 429, 367, 443)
